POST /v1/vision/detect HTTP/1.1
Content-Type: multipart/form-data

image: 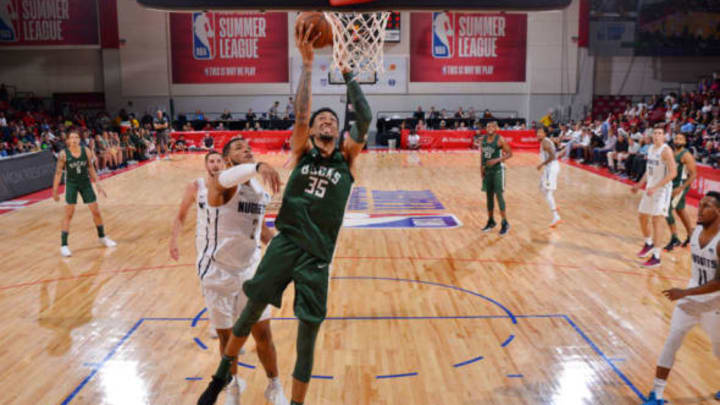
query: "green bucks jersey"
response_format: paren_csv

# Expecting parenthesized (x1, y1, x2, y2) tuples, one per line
(65, 147, 90, 184)
(481, 134, 502, 171)
(275, 147, 354, 262)
(672, 149, 688, 188)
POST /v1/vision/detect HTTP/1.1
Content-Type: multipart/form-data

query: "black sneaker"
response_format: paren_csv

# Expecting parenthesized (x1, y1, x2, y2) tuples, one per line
(197, 375, 230, 405)
(499, 221, 510, 236)
(482, 220, 497, 233)
(664, 237, 681, 252)
(682, 237, 691, 248)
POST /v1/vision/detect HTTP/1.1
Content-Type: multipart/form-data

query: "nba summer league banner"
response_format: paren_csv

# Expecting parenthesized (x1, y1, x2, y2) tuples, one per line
(170, 12, 288, 83)
(0, 0, 98, 46)
(410, 12, 527, 82)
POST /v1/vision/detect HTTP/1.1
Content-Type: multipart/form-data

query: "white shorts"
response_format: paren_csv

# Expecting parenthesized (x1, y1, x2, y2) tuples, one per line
(638, 186, 671, 216)
(201, 262, 272, 330)
(658, 296, 720, 368)
(540, 162, 560, 191)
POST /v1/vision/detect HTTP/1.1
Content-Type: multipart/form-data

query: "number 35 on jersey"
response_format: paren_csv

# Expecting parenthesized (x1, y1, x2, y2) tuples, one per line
(301, 164, 342, 199)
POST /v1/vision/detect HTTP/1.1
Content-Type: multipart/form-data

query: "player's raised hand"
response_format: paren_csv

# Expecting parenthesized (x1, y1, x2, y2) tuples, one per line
(257, 162, 282, 194)
(295, 22, 320, 65)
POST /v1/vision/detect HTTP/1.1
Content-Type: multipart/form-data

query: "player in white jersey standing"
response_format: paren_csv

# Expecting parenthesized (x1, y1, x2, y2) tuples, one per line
(169, 143, 288, 405)
(641, 191, 720, 405)
(632, 125, 677, 268)
(536, 126, 562, 227)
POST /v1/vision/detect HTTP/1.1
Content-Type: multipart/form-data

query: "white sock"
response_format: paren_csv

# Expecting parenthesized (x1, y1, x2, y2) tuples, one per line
(270, 376, 280, 386)
(645, 237, 654, 246)
(543, 189, 557, 212)
(652, 247, 661, 259)
(653, 378, 667, 399)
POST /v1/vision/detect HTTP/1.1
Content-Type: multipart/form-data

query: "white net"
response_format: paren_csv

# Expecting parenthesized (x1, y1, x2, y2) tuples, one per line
(323, 11, 391, 77)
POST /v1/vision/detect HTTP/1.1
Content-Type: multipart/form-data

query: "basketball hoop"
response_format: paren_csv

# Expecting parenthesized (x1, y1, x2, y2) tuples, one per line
(323, 11, 391, 77)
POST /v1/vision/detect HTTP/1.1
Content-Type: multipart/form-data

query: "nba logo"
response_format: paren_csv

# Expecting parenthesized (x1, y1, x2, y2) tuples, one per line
(0, 0, 19, 42)
(193, 12, 215, 60)
(432, 12, 454, 58)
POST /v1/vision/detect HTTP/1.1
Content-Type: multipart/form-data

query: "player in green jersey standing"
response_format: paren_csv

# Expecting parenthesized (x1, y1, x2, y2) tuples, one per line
(480, 121, 513, 235)
(664, 133, 697, 251)
(197, 22, 372, 405)
(52, 131, 116, 257)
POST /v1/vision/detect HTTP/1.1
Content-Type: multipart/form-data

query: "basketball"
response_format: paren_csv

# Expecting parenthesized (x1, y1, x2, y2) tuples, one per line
(296, 12, 333, 48)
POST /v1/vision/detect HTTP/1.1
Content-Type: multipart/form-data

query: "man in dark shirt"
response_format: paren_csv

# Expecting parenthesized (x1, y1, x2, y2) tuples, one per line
(607, 132, 629, 172)
(153, 110, 170, 160)
(413, 106, 425, 121)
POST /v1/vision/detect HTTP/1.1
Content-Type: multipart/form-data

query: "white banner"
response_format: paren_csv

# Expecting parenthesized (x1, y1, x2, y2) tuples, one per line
(291, 55, 407, 94)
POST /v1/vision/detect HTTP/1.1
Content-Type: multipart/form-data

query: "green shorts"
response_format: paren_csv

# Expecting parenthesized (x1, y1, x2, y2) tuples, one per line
(243, 232, 329, 324)
(65, 182, 96, 205)
(482, 166, 505, 193)
(670, 186, 689, 212)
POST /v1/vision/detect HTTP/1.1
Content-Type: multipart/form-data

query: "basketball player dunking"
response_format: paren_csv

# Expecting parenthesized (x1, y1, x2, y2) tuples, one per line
(536, 126, 562, 227)
(632, 126, 677, 268)
(481, 121, 513, 235)
(664, 133, 697, 251)
(52, 131, 116, 257)
(641, 192, 720, 405)
(197, 22, 372, 405)
(170, 144, 287, 405)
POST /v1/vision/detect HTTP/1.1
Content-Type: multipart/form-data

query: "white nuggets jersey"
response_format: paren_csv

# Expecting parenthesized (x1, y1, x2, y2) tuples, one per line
(540, 138, 559, 190)
(196, 177, 270, 278)
(646, 144, 671, 189)
(195, 177, 209, 270)
(688, 226, 720, 303)
(540, 138, 558, 167)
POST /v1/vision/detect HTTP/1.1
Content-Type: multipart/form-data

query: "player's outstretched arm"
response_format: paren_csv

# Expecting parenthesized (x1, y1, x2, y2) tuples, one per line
(342, 68, 372, 167)
(664, 239, 720, 300)
(52, 150, 66, 202)
(218, 162, 280, 194)
(169, 181, 197, 261)
(290, 22, 320, 162)
(86, 147, 106, 198)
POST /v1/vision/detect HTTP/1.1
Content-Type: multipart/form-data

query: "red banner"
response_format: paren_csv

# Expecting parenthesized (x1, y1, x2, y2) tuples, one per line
(170, 12, 288, 83)
(689, 165, 720, 201)
(0, 0, 99, 46)
(172, 131, 290, 151)
(401, 130, 538, 150)
(410, 12, 526, 82)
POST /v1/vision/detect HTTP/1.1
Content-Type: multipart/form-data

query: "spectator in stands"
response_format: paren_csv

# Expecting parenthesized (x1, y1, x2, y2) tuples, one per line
(0, 142, 7, 158)
(429, 106, 439, 120)
(246, 108, 257, 125)
(407, 129, 420, 150)
(454, 107, 466, 119)
(458, 121, 468, 130)
(0, 112, 6, 127)
(592, 129, 617, 166)
(243, 122, 252, 131)
(468, 107, 477, 120)
(203, 133, 214, 150)
(630, 135, 652, 181)
(540, 110, 553, 127)
(182, 122, 193, 131)
(415, 119, 426, 131)
(174, 134, 187, 152)
(483, 109, 493, 119)
(413, 106, 425, 121)
(254, 121, 263, 131)
(286, 96, 294, 119)
(216, 122, 225, 130)
(439, 120, 447, 129)
(574, 128, 593, 162)
(220, 109, 232, 121)
(623, 136, 642, 178)
(440, 108, 448, 119)
(269, 101, 280, 119)
(607, 131, 629, 173)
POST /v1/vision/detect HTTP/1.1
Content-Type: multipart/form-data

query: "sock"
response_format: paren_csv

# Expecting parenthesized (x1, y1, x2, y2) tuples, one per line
(213, 354, 235, 381)
(97, 225, 105, 238)
(291, 401, 303, 405)
(269, 376, 280, 386)
(645, 237, 654, 246)
(653, 378, 667, 399)
(652, 248, 661, 259)
(501, 218, 508, 226)
(543, 189, 557, 212)
(487, 216, 496, 225)
(671, 233, 679, 241)
(61, 231, 68, 246)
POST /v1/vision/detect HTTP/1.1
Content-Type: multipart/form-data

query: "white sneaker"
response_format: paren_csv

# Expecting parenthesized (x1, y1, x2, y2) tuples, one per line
(224, 376, 247, 405)
(60, 246, 72, 257)
(99, 237, 117, 247)
(264, 380, 289, 405)
(550, 216, 563, 228)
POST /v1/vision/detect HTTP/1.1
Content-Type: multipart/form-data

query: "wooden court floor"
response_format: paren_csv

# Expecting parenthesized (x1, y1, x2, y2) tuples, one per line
(0, 151, 717, 405)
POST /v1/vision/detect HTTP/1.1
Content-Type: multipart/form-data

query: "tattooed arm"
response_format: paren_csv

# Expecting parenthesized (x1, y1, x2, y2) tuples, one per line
(290, 22, 320, 165)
